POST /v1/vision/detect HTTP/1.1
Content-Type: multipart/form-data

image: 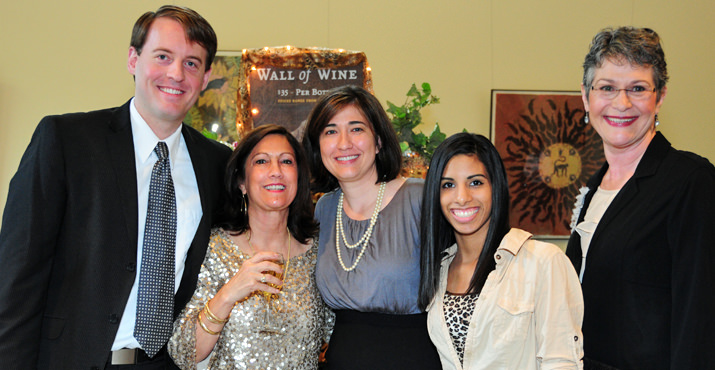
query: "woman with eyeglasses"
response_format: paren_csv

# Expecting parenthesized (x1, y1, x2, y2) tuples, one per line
(565, 27, 715, 370)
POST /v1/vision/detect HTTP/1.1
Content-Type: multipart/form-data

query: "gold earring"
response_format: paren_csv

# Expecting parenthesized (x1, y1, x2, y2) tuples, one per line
(240, 193, 247, 216)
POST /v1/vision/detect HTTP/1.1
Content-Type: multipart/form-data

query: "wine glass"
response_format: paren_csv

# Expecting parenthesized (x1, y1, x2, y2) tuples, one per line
(257, 254, 284, 334)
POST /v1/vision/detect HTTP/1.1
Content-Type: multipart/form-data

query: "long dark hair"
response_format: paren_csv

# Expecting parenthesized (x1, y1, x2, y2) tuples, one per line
(418, 133, 511, 310)
(302, 85, 402, 193)
(219, 124, 318, 243)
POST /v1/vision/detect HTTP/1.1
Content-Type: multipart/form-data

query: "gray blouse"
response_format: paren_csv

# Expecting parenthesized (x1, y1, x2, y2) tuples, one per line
(315, 178, 424, 314)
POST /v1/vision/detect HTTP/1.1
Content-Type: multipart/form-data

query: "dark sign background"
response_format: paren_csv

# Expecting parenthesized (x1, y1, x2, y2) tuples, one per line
(237, 47, 372, 139)
(249, 64, 365, 134)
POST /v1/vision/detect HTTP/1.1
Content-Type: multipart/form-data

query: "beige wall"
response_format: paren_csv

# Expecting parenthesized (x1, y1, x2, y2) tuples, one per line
(1, 0, 714, 224)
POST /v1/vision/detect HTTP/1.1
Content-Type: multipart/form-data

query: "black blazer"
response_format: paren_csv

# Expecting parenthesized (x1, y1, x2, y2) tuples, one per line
(565, 132, 715, 370)
(0, 100, 232, 369)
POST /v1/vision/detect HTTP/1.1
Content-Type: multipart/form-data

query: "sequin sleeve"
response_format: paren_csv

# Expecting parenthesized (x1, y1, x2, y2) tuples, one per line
(322, 305, 335, 344)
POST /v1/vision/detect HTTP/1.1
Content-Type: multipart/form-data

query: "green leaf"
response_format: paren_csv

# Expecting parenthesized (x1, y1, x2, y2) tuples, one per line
(201, 128, 218, 140)
(387, 82, 441, 160)
(407, 83, 420, 98)
(386, 101, 399, 114)
(429, 123, 446, 140)
(412, 132, 428, 147)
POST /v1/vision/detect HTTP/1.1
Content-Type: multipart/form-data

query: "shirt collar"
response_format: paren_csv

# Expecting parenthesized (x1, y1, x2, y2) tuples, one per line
(130, 98, 183, 165)
(496, 228, 532, 256)
(440, 228, 532, 267)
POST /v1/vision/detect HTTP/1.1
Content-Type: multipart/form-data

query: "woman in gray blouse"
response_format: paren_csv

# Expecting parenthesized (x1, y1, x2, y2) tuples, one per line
(302, 85, 440, 369)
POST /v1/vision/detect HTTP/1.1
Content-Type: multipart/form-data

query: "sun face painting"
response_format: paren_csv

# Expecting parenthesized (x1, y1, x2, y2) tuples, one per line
(491, 91, 605, 237)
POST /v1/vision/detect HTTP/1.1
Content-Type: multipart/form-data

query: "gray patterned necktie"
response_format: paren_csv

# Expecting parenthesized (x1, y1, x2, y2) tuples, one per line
(134, 141, 176, 357)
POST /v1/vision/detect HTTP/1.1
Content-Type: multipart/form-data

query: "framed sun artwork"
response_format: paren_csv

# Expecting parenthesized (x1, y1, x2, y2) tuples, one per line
(490, 90, 605, 238)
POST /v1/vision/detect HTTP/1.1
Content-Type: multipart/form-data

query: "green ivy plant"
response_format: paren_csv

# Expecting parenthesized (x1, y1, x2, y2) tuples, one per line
(387, 82, 445, 162)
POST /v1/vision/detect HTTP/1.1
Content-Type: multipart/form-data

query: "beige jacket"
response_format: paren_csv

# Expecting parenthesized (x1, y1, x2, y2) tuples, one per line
(427, 228, 584, 370)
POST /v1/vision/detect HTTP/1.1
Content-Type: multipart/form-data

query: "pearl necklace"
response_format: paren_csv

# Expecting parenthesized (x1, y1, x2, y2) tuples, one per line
(335, 182, 386, 272)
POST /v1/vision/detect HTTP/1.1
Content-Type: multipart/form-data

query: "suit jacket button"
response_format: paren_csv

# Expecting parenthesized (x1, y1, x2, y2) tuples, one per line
(109, 314, 119, 324)
(126, 262, 136, 272)
(91, 366, 100, 370)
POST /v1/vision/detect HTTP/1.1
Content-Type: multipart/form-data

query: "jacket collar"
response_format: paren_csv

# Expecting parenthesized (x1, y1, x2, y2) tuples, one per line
(441, 228, 532, 263)
(586, 131, 671, 192)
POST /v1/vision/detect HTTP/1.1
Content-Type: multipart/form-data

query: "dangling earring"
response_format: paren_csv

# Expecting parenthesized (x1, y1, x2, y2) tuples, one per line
(240, 193, 248, 216)
(584, 112, 589, 124)
(655, 114, 660, 127)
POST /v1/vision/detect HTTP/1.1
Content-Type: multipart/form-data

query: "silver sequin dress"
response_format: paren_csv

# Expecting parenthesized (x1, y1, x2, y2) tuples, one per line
(169, 228, 334, 370)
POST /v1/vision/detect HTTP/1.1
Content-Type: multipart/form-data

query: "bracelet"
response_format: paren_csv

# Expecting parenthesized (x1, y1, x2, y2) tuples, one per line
(204, 301, 229, 324)
(197, 312, 220, 336)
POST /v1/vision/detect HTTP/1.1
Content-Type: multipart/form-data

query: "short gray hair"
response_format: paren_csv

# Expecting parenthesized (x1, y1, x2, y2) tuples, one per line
(582, 27, 668, 101)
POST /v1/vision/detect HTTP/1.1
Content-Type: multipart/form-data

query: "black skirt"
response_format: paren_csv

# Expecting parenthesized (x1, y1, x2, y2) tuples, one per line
(324, 310, 441, 370)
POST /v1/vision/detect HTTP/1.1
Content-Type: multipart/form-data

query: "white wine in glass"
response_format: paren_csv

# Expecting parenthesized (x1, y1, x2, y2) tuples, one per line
(257, 255, 284, 334)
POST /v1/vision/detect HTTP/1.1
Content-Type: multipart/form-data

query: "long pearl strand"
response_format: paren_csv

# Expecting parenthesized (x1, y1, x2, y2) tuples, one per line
(335, 182, 386, 272)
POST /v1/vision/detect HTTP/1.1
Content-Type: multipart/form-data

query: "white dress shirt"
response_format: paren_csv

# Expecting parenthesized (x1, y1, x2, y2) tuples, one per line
(111, 98, 202, 350)
(427, 228, 584, 370)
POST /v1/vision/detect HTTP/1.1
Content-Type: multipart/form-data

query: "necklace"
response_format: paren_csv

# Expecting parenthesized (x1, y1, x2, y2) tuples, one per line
(247, 227, 291, 282)
(335, 181, 386, 272)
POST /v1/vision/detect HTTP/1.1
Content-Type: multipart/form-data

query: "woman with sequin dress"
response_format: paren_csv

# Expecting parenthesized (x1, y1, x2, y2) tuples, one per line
(168, 124, 333, 370)
(302, 85, 441, 369)
(418, 133, 584, 370)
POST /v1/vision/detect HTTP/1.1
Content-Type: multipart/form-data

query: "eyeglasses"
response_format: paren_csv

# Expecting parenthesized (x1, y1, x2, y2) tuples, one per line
(590, 85, 656, 100)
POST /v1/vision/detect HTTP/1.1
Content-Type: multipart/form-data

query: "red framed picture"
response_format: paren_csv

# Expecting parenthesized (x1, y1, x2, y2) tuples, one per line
(490, 90, 605, 238)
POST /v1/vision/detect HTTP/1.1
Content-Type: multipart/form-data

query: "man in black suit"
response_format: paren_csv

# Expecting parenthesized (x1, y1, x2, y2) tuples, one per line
(0, 5, 232, 369)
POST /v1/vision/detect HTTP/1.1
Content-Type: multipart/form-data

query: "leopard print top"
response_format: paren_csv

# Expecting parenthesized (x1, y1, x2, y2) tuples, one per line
(443, 291, 479, 365)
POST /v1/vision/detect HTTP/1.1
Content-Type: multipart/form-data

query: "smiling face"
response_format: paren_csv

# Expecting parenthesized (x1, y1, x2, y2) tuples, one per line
(128, 17, 211, 135)
(318, 104, 380, 186)
(583, 58, 666, 154)
(240, 134, 298, 214)
(440, 154, 493, 245)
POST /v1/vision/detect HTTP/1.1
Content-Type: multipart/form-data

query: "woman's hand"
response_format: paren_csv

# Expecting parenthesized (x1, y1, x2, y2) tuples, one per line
(194, 251, 284, 360)
(213, 251, 284, 310)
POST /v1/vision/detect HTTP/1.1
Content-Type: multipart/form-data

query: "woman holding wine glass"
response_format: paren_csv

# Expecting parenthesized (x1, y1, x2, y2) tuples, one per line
(302, 85, 441, 369)
(169, 124, 333, 369)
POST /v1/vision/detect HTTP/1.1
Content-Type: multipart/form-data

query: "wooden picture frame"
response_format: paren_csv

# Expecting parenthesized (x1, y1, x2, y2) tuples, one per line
(490, 90, 605, 238)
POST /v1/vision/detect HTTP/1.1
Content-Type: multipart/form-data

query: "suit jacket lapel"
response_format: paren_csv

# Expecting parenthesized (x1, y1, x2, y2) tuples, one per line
(182, 125, 209, 214)
(586, 133, 670, 258)
(175, 125, 210, 314)
(106, 101, 139, 250)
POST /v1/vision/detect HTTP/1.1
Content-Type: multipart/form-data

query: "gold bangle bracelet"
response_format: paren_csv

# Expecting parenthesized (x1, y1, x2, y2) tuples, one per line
(204, 301, 229, 324)
(197, 312, 220, 336)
